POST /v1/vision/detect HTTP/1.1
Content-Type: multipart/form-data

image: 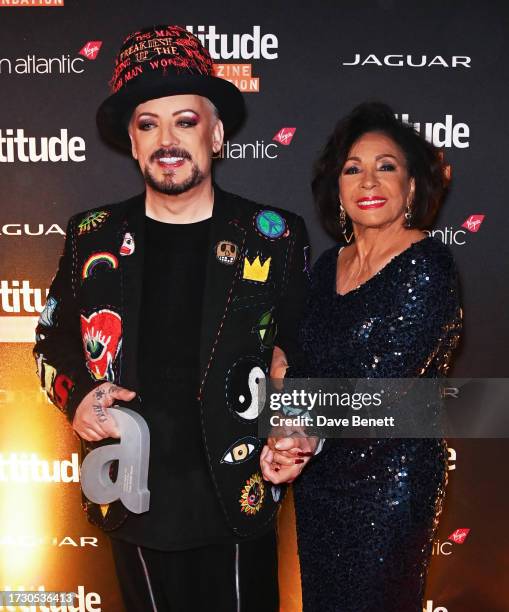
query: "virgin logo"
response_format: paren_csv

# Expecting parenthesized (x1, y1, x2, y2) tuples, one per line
(448, 528, 470, 544)
(272, 127, 296, 146)
(461, 214, 485, 232)
(79, 41, 103, 61)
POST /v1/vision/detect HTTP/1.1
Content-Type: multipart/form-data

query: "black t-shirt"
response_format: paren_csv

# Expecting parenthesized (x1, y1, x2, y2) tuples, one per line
(111, 216, 232, 550)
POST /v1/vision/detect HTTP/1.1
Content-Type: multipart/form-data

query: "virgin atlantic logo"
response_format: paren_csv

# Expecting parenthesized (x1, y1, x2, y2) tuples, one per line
(448, 528, 470, 544)
(426, 215, 486, 246)
(432, 527, 471, 557)
(272, 127, 296, 146)
(461, 215, 485, 233)
(215, 127, 296, 160)
(79, 41, 103, 61)
(0, 40, 102, 76)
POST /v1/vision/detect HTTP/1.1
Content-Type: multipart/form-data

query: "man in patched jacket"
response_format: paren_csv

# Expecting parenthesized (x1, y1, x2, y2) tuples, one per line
(34, 25, 311, 612)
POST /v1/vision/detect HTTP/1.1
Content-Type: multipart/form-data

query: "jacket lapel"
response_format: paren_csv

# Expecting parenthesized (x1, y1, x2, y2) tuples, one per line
(118, 193, 146, 393)
(199, 186, 246, 396)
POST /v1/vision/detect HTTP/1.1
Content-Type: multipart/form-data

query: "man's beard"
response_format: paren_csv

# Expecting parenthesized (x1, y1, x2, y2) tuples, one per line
(143, 147, 206, 196)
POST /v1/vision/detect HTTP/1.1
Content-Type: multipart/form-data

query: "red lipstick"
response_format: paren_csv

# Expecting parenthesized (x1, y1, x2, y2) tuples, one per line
(356, 196, 387, 210)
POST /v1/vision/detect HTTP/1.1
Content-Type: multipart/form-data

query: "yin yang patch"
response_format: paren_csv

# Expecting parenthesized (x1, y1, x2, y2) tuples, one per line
(226, 357, 267, 422)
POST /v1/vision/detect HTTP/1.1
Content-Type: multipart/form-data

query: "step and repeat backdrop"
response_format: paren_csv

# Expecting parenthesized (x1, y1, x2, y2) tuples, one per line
(0, 1, 508, 611)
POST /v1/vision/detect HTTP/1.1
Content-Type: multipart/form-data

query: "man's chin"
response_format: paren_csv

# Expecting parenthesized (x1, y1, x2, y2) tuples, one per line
(144, 169, 205, 196)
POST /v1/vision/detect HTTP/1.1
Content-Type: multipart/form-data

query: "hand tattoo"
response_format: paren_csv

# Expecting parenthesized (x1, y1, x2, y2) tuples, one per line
(93, 404, 108, 423)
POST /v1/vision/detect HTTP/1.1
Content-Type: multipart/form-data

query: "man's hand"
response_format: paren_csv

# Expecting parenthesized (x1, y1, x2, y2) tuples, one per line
(260, 436, 318, 484)
(72, 383, 136, 441)
(270, 345, 288, 391)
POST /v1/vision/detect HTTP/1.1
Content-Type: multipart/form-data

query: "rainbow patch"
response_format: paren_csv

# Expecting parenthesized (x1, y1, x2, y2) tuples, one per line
(82, 252, 118, 280)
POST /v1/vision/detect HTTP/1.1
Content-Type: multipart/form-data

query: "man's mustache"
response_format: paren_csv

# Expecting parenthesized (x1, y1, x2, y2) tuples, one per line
(150, 148, 192, 163)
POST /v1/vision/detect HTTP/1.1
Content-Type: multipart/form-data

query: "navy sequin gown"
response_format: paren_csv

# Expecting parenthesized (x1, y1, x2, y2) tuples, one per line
(292, 237, 462, 612)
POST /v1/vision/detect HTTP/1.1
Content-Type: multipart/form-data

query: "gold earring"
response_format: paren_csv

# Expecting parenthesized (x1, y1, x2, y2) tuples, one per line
(405, 200, 413, 225)
(339, 199, 347, 234)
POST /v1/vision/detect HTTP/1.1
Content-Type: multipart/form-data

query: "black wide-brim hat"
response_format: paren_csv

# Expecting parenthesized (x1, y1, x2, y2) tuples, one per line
(96, 25, 245, 151)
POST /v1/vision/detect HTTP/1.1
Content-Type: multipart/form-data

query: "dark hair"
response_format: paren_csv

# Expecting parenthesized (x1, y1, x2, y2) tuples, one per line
(311, 101, 447, 242)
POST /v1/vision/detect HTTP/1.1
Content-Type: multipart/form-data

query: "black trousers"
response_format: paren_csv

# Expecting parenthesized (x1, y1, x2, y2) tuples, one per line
(110, 530, 279, 612)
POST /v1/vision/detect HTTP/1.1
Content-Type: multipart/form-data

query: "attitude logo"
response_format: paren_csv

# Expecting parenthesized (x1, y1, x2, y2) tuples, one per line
(0, 586, 101, 611)
(0, 280, 47, 313)
(423, 603, 448, 612)
(0, 280, 49, 342)
(0, 452, 79, 482)
(0, 39, 101, 75)
(216, 126, 296, 160)
(396, 113, 470, 149)
(0, 129, 86, 162)
(186, 25, 278, 92)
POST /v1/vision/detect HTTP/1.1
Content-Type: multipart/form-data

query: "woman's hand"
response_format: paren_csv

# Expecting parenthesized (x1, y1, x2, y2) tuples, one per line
(260, 436, 318, 484)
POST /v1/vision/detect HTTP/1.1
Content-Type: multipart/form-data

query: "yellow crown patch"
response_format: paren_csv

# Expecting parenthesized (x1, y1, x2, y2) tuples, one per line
(243, 255, 271, 283)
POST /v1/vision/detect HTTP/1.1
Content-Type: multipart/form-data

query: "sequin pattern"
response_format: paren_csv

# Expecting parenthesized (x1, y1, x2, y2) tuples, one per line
(292, 237, 462, 612)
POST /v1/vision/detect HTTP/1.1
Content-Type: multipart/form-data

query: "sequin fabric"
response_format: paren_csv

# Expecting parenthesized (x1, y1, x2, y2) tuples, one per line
(292, 237, 462, 612)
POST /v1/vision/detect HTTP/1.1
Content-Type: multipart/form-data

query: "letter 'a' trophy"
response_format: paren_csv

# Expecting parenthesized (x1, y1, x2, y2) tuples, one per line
(80, 407, 150, 513)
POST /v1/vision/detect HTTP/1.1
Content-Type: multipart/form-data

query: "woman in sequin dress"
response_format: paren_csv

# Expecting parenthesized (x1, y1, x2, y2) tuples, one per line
(261, 102, 462, 611)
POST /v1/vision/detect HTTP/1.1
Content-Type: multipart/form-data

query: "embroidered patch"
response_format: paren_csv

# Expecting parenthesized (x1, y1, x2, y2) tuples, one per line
(252, 309, 277, 349)
(243, 255, 271, 283)
(38, 295, 58, 328)
(81, 309, 122, 381)
(226, 357, 266, 422)
(36, 355, 73, 409)
(120, 232, 135, 256)
(240, 473, 265, 515)
(255, 210, 287, 239)
(271, 485, 281, 503)
(82, 252, 119, 280)
(221, 437, 260, 465)
(215, 240, 238, 265)
(37, 355, 56, 393)
(53, 373, 74, 410)
(78, 210, 110, 235)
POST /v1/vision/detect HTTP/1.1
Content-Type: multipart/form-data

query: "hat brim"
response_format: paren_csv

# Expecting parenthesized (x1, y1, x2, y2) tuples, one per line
(96, 74, 245, 151)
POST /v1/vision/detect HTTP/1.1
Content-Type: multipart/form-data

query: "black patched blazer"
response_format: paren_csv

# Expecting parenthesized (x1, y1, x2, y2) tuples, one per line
(34, 185, 309, 537)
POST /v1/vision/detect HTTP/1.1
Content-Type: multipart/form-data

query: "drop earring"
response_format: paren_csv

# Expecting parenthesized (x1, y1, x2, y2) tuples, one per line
(339, 199, 354, 243)
(405, 197, 414, 227)
(339, 201, 347, 234)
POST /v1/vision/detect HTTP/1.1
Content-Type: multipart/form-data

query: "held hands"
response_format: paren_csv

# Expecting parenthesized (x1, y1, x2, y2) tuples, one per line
(260, 435, 318, 484)
(72, 383, 136, 441)
(261, 345, 317, 483)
